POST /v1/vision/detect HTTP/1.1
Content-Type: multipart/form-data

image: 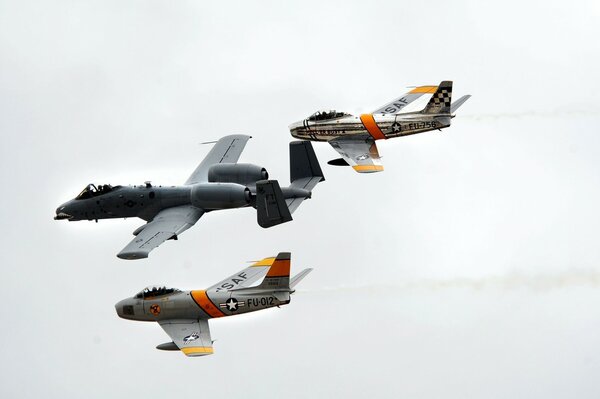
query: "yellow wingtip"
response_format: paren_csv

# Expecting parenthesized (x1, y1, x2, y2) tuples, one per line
(352, 165, 384, 173)
(182, 347, 214, 356)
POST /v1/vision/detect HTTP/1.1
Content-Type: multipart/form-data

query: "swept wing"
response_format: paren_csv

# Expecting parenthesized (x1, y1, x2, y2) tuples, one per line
(185, 134, 251, 185)
(207, 256, 276, 292)
(158, 319, 213, 357)
(372, 85, 438, 114)
(117, 205, 204, 259)
(329, 137, 384, 173)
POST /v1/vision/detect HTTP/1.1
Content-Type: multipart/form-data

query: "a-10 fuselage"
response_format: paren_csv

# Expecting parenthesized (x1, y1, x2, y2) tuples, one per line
(289, 111, 452, 142)
(115, 286, 288, 322)
(55, 184, 193, 222)
(55, 179, 308, 223)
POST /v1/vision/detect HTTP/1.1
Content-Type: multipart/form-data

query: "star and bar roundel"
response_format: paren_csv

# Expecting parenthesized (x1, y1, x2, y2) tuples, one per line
(219, 297, 246, 312)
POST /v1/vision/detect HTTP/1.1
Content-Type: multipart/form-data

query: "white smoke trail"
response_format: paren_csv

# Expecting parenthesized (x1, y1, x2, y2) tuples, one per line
(296, 270, 600, 295)
(461, 108, 600, 121)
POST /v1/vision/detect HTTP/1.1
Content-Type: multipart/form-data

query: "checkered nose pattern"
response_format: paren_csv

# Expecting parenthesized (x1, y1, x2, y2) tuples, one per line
(432, 89, 452, 108)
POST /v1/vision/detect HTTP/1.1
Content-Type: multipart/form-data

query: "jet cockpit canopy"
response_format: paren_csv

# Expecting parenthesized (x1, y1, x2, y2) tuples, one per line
(134, 286, 181, 299)
(307, 110, 350, 122)
(75, 184, 119, 200)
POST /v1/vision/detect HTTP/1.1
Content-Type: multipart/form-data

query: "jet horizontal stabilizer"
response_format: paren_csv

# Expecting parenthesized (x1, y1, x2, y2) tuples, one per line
(451, 95, 471, 113)
(290, 268, 313, 289)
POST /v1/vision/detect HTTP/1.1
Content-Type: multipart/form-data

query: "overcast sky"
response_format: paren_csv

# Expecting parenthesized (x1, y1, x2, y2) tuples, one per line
(1, 1, 600, 398)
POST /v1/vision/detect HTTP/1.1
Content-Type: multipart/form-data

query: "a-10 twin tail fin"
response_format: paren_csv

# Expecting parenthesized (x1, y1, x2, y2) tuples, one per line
(255, 180, 292, 228)
(255, 141, 325, 228)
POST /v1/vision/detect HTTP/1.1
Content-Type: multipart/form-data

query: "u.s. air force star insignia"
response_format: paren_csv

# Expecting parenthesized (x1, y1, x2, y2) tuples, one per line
(183, 332, 199, 344)
(225, 298, 238, 311)
(391, 122, 401, 133)
(149, 304, 161, 316)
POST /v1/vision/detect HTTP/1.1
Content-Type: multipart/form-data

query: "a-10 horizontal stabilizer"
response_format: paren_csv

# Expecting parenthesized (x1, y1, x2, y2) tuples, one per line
(256, 180, 293, 228)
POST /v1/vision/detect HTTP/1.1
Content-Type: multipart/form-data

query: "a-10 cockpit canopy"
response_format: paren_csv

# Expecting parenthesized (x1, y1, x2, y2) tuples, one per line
(307, 110, 350, 122)
(75, 184, 120, 200)
(135, 286, 181, 299)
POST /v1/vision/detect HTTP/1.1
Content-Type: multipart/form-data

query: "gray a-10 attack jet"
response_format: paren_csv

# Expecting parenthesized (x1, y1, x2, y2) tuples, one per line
(54, 136, 324, 260)
(289, 81, 471, 173)
(115, 252, 311, 356)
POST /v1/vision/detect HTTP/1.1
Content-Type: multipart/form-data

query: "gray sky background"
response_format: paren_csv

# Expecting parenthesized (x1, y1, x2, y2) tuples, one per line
(1, 0, 600, 398)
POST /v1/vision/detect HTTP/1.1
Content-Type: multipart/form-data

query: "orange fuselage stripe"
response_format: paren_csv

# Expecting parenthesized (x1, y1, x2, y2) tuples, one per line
(360, 114, 386, 140)
(191, 290, 225, 318)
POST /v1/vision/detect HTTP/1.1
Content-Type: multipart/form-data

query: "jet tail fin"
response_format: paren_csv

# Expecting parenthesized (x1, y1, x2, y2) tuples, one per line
(255, 252, 291, 290)
(290, 140, 325, 186)
(231, 253, 311, 301)
(421, 80, 453, 114)
(451, 95, 471, 113)
(286, 141, 325, 213)
(255, 180, 293, 228)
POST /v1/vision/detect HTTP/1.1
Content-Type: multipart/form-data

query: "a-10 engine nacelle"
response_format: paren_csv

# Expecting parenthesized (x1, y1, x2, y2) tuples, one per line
(191, 183, 251, 210)
(208, 163, 268, 185)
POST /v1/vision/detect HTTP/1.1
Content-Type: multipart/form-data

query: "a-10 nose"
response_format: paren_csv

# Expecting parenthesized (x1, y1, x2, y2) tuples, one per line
(54, 202, 73, 220)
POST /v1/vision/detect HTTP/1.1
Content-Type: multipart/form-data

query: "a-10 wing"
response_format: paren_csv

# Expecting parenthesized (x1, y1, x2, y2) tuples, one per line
(118, 135, 251, 259)
(117, 206, 204, 260)
(158, 319, 213, 357)
(185, 134, 251, 185)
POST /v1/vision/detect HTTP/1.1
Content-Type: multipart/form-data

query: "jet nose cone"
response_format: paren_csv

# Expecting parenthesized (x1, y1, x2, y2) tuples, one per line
(115, 299, 135, 319)
(288, 121, 302, 130)
(54, 203, 73, 220)
(115, 300, 123, 318)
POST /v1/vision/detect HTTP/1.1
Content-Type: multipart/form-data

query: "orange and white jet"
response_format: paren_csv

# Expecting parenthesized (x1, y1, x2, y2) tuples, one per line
(289, 81, 470, 173)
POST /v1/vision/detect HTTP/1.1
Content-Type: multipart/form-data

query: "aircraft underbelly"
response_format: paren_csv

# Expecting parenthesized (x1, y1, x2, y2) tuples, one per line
(302, 114, 446, 141)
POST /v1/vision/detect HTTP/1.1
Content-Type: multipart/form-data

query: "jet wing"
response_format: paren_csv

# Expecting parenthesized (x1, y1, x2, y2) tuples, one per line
(158, 319, 213, 357)
(185, 134, 251, 185)
(207, 256, 276, 293)
(117, 205, 204, 260)
(372, 85, 438, 114)
(329, 137, 384, 173)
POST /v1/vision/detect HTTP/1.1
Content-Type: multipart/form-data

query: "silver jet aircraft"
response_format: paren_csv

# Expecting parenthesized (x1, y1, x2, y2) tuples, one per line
(115, 252, 311, 356)
(54, 136, 324, 259)
(289, 81, 471, 173)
